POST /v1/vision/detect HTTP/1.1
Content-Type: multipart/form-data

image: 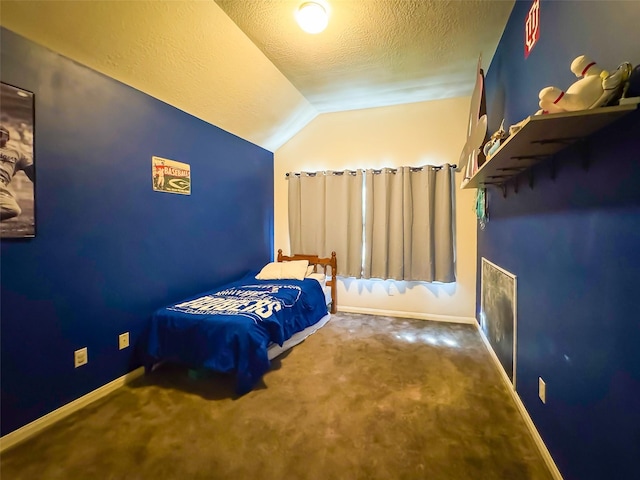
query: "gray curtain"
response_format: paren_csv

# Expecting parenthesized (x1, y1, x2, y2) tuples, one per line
(288, 171, 363, 277)
(363, 164, 455, 282)
(288, 173, 326, 255)
(363, 168, 404, 279)
(288, 174, 302, 254)
(324, 171, 363, 278)
(289, 164, 454, 282)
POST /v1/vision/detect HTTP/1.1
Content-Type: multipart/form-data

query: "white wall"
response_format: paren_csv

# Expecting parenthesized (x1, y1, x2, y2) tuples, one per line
(274, 97, 478, 321)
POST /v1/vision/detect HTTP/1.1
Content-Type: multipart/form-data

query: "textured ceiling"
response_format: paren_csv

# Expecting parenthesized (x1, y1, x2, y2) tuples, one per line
(1, 1, 513, 151)
(0, 0, 315, 151)
(216, 0, 514, 112)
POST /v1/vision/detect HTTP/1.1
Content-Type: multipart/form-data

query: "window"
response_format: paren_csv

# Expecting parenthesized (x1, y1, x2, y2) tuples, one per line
(288, 164, 455, 282)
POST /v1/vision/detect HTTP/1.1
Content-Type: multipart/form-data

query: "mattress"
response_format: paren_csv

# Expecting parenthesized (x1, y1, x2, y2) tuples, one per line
(146, 274, 329, 394)
(267, 312, 331, 360)
(266, 274, 332, 359)
(307, 272, 332, 306)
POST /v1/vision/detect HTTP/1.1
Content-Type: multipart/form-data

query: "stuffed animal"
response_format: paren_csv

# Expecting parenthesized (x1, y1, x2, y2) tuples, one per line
(538, 55, 632, 113)
(621, 64, 640, 100)
(483, 119, 507, 159)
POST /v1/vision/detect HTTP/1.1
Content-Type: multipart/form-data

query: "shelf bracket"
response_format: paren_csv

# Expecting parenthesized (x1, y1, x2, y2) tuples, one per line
(497, 167, 528, 173)
(501, 184, 507, 198)
(511, 154, 545, 162)
(531, 136, 581, 146)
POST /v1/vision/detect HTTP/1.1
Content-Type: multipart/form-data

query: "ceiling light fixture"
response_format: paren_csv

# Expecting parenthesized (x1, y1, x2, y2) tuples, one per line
(296, 2, 329, 34)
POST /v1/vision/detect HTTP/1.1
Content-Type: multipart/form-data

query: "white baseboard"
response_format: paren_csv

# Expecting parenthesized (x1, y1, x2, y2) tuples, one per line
(0, 366, 145, 453)
(338, 305, 477, 325)
(475, 324, 563, 480)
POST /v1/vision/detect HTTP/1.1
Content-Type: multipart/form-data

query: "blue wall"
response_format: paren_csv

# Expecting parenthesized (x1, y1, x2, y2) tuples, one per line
(0, 29, 274, 436)
(481, 1, 640, 479)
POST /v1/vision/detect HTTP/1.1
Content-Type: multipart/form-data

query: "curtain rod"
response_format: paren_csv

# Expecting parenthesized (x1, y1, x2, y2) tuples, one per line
(285, 170, 360, 178)
(285, 164, 457, 178)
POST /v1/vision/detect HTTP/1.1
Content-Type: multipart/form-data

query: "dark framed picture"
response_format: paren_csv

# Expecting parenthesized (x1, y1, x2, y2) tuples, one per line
(1, 82, 35, 238)
(481, 258, 517, 387)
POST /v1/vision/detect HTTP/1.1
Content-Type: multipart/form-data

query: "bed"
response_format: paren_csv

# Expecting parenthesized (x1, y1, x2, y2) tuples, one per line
(145, 250, 337, 394)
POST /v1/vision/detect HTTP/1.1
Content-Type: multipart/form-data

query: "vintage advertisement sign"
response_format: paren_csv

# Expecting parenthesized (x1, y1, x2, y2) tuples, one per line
(152, 156, 191, 195)
(524, 0, 540, 58)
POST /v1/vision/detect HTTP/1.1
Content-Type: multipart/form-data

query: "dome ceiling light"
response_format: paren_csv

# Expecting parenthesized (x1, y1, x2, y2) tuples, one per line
(296, 2, 329, 34)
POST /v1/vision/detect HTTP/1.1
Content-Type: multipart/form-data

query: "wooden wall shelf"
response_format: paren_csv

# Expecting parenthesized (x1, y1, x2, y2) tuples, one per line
(461, 102, 639, 190)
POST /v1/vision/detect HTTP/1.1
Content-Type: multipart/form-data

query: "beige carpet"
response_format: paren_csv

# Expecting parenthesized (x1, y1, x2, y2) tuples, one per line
(1, 313, 553, 479)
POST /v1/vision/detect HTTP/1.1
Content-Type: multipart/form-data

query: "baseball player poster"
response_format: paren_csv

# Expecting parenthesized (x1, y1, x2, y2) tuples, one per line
(1, 82, 35, 238)
(152, 156, 191, 195)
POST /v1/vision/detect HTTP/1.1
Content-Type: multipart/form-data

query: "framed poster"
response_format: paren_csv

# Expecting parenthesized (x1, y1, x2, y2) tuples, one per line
(481, 258, 517, 387)
(152, 156, 191, 195)
(1, 82, 35, 238)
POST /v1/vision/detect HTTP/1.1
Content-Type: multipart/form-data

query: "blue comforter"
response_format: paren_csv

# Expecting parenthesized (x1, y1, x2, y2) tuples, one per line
(146, 274, 328, 394)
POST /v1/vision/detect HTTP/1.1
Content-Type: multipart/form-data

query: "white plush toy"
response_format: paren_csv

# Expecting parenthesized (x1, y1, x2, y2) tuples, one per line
(538, 55, 631, 113)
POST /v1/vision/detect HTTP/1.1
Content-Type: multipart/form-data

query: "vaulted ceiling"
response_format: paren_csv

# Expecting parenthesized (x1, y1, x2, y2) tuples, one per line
(0, 0, 513, 151)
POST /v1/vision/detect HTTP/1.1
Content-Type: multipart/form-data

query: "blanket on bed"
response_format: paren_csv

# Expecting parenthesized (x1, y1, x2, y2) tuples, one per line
(146, 275, 328, 394)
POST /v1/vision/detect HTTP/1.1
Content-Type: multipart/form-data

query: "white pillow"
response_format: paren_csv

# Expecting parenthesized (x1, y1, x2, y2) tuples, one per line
(307, 272, 327, 288)
(306, 265, 315, 276)
(255, 262, 281, 280)
(282, 260, 310, 280)
(256, 260, 309, 280)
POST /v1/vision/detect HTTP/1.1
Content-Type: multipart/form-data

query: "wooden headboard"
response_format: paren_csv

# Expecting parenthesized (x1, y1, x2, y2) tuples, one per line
(277, 249, 337, 314)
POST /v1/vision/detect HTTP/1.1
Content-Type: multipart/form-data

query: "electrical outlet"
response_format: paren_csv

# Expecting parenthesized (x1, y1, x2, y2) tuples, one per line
(74, 347, 88, 368)
(118, 332, 130, 350)
(538, 377, 546, 404)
